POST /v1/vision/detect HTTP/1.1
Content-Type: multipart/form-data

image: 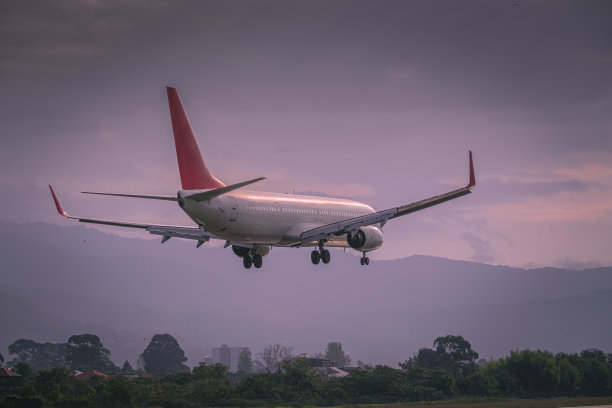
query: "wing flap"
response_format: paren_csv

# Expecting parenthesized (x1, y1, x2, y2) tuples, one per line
(147, 226, 216, 241)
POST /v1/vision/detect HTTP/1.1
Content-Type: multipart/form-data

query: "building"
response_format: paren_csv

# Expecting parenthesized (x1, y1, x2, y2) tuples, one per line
(211, 345, 249, 373)
(0, 367, 23, 387)
(288, 357, 349, 378)
(74, 370, 109, 381)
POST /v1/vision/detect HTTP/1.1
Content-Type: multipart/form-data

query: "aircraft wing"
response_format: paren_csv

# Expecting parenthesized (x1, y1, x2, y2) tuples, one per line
(299, 151, 475, 245)
(49, 185, 222, 246)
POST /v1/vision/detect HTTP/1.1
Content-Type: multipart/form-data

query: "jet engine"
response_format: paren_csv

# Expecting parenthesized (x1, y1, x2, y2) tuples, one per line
(232, 245, 250, 258)
(346, 225, 383, 251)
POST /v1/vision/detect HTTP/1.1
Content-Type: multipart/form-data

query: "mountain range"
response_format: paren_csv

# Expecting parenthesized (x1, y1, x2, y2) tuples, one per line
(1, 221, 611, 368)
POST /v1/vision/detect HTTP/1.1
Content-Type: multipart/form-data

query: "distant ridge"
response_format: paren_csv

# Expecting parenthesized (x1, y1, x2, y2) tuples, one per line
(1, 221, 611, 366)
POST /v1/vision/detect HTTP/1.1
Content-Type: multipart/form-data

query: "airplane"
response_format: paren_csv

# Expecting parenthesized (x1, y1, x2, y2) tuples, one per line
(49, 87, 476, 269)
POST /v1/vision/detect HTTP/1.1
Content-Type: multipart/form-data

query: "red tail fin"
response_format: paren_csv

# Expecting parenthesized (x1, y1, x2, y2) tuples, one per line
(167, 87, 225, 190)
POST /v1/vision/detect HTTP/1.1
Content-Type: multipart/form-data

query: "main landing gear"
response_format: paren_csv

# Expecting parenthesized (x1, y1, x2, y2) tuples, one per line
(311, 241, 331, 265)
(243, 254, 263, 269)
(233, 245, 267, 269)
(360, 252, 370, 266)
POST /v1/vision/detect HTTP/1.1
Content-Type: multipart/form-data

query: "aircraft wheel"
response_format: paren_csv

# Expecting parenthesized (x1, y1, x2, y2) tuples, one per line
(243, 255, 253, 269)
(360, 257, 365, 266)
(321, 249, 331, 264)
(253, 254, 263, 268)
(311, 250, 320, 265)
(365, 257, 370, 266)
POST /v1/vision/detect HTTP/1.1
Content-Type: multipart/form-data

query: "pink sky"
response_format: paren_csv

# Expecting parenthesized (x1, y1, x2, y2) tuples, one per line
(1, 0, 611, 268)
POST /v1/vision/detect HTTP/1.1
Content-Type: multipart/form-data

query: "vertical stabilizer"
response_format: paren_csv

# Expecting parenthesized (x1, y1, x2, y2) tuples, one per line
(167, 87, 225, 190)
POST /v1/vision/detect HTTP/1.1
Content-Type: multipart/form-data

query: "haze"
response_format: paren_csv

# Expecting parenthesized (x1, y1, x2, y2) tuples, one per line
(2, 221, 612, 367)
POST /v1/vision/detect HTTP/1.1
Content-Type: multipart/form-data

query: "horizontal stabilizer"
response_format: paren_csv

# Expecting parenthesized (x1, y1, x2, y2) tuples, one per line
(81, 192, 177, 201)
(185, 177, 265, 201)
(49, 185, 222, 242)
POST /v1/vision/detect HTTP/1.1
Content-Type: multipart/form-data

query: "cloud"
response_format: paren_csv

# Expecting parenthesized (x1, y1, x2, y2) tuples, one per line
(555, 152, 612, 182)
(474, 178, 589, 205)
(459, 233, 496, 264)
(0, 0, 169, 74)
(556, 257, 605, 271)
(461, 152, 612, 223)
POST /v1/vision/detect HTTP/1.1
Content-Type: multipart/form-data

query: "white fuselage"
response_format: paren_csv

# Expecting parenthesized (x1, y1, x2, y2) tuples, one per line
(178, 189, 375, 246)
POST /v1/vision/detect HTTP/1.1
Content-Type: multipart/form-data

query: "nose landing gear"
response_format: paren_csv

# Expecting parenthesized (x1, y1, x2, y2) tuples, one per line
(311, 250, 320, 265)
(360, 252, 370, 266)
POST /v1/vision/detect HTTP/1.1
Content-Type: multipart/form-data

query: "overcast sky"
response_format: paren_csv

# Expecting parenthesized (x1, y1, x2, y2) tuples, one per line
(1, 0, 611, 268)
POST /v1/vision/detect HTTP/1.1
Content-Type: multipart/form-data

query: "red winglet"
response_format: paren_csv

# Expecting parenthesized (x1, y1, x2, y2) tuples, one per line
(166, 87, 225, 190)
(468, 151, 476, 189)
(49, 185, 68, 217)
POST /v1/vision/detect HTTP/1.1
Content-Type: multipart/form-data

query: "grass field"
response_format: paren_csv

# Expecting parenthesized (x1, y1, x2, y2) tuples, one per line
(301, 396, 612, 408)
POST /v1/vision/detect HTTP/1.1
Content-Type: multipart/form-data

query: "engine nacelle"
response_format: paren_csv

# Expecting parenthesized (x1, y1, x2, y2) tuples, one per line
(346, 225, 383, 251)
(253, 244, 271, 257)
(232, 244, 271, 258)
(232, 245, 250, 258)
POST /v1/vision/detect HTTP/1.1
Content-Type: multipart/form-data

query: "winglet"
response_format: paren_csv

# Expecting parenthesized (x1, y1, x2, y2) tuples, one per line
(49, 185, 68, 217)
(468, 151, 476, 189)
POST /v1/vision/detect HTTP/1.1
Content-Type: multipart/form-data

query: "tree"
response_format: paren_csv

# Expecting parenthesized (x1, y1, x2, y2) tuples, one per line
(8, 339, 67, 370)
(433, 335, 479, 376)
(412, 347, 441, 370)
(325, 342, 351, 368)
(66, 334, 117, 373)
(34, 367, 73, 404)
(121, 360, 134, 374)
(504, 349, 560, 396)
(90, 376, 134, 408)
(258, 344, 293, 372)
(456, 371, 501, 396)
(357, 360, 371, 369)
(14, 361, 36, 379)
(577, 349, 611, 395)
(555, 353, 581, 396)
(237, 348, 253, 374)
(235, 373, 279, 399)
(190, 363, 232, 402)
(140, 333, 189, 375)
(252, 360, 266, 373)
(278, 358, 320, 400)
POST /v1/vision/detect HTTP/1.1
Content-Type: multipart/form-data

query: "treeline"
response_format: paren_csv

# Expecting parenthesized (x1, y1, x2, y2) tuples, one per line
(3, 334, 189, 376)
(2, 335, 349, 377)
(2, 335, 612, 408)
